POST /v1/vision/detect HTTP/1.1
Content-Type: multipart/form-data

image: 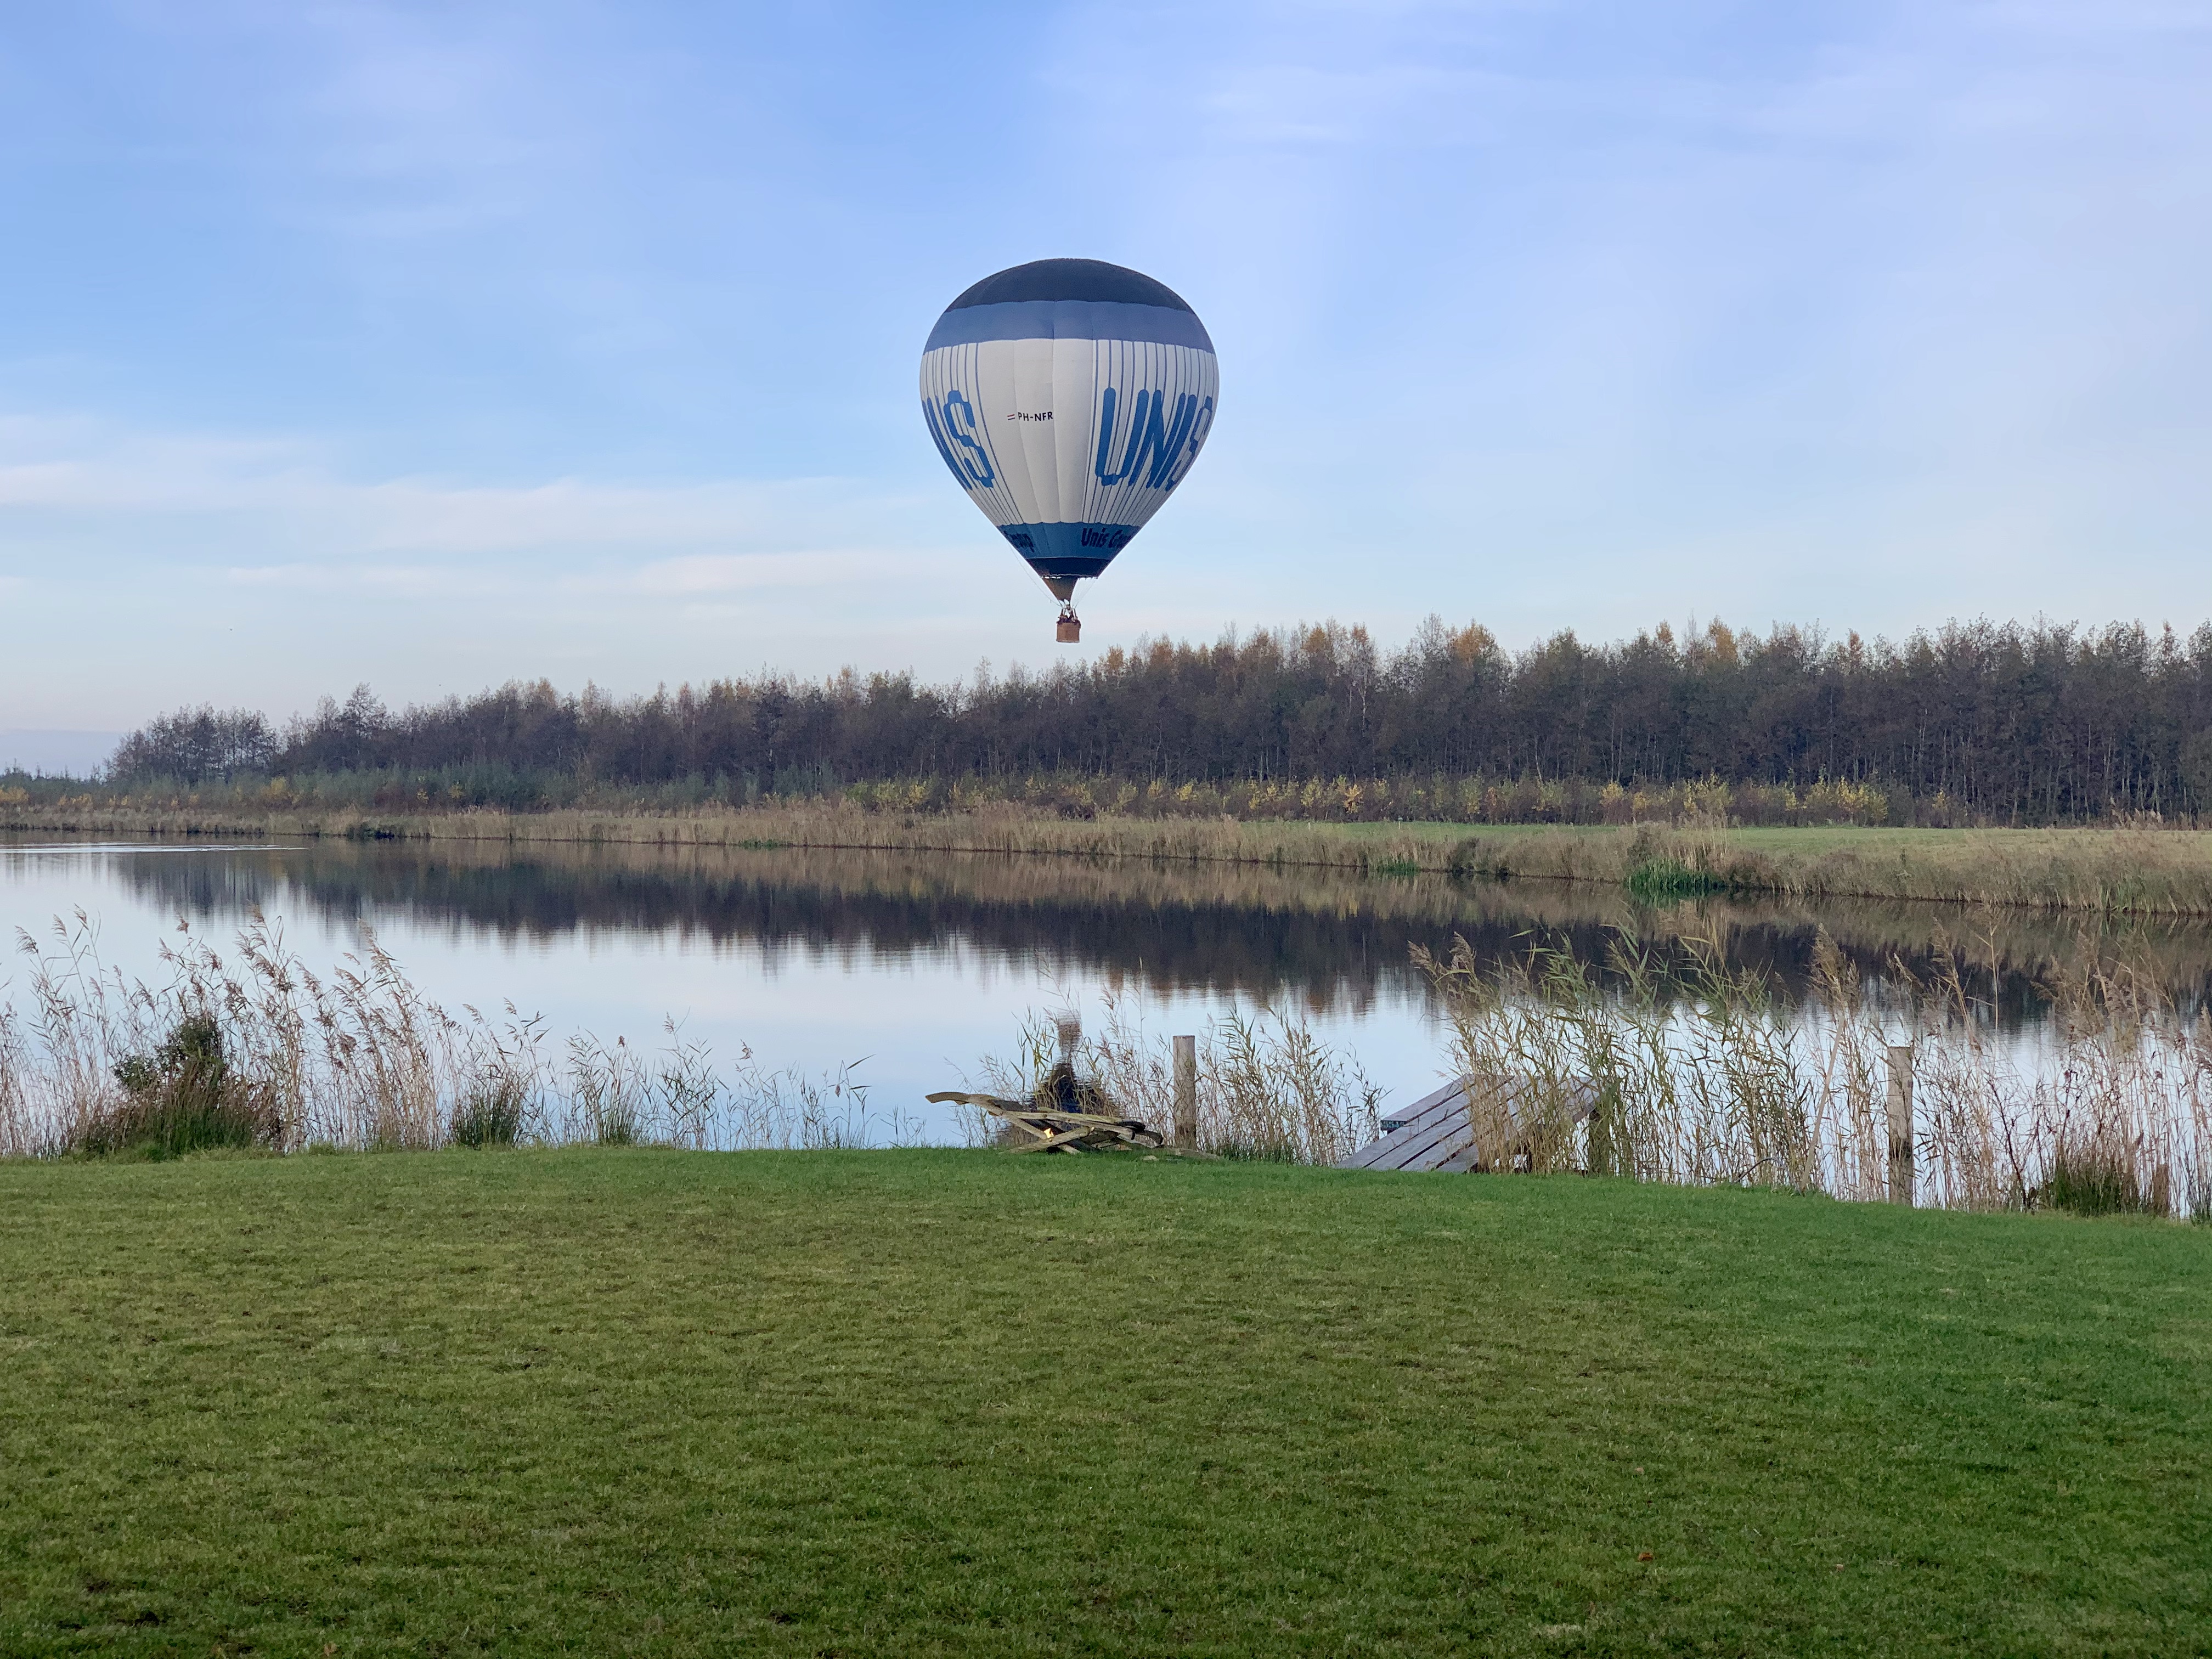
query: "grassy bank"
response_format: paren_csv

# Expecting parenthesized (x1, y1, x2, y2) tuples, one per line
(13, 800, 2212, 913)
(10, 901, 2211, 1211)
(3, 1151, 2207, 1656)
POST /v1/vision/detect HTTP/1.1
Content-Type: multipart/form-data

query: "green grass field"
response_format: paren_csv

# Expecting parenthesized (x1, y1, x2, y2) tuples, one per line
(3, 1152, 2208, 1656)
(1296, 819, 2212, 856)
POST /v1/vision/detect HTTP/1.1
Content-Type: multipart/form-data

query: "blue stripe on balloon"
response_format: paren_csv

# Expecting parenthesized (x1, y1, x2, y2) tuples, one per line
(994, 521, 1143, 579)
(925, 300, 1214, 353)
(945, 259, 1197, 313)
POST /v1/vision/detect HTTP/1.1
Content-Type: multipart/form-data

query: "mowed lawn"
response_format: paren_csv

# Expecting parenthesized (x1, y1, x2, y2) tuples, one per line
(2, 1153, 2207, 1656)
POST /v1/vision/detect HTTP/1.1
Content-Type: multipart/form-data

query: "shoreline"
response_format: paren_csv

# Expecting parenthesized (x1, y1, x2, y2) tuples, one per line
(8, 802, 2212, 915)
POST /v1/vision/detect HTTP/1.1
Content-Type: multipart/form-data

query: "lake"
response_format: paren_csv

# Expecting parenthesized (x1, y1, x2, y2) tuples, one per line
(7, 833, 2210, 1146)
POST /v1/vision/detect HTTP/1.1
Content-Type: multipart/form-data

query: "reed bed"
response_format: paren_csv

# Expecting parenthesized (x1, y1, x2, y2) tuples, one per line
(7, 904, 2209, 1220)
(1417, 930, 2212, 1218)
(959, 991, 1384, 1165)
(0, 768, 1893, 830)
(0, 912, 897, 1159)
(3, 798, 1457, 873)
(13, 800, 2212, 913)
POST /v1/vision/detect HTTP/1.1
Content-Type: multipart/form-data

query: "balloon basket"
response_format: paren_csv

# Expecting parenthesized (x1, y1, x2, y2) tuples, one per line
(1056, 602, 1081, 645)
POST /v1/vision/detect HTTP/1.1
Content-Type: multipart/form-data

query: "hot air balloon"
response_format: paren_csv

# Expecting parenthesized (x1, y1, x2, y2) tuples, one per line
(921, 258, 1217, 643)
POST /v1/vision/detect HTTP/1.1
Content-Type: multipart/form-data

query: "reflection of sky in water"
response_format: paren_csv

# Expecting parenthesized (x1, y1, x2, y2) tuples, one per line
(0, 839, 1447, 1145)
(9, 836, 2212, 1146)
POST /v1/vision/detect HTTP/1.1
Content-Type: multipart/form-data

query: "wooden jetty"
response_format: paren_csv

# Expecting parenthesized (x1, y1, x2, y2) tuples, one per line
(1338, 1074, 1600, 1173)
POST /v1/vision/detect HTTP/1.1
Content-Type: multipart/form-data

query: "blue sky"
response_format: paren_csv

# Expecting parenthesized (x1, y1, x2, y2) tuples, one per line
(2, 1, 2208, 741)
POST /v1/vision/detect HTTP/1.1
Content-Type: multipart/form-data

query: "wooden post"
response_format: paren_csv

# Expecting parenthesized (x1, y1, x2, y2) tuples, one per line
(1884, 1045, 1915, 1206)
(2151, 1162, 2171, 1217)
(1173, 1035, 1198, 1150)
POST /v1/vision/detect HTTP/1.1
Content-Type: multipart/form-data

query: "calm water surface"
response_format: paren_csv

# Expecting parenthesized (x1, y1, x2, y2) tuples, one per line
(7, 834, 2210, 1142)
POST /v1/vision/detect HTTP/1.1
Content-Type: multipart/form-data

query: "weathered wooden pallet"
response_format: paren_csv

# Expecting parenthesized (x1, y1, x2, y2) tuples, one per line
(1339, 1075, 1600, 1172)
(925, 1091, 1164, 1154)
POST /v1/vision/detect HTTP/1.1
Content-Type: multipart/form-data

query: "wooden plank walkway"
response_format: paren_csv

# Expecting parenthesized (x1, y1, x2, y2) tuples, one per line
(1339, 1075, 1600, 1172)
(1340, 1078, 1477, 1171)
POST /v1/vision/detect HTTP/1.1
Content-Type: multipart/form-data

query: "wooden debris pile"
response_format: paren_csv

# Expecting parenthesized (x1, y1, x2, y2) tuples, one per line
(924, 1092, 1164, 1154)
(930, 1012, 1167, 1154)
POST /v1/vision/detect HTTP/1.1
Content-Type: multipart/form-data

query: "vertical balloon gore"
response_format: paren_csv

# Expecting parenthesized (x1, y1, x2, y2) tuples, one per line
(920, 258, 1218, 642)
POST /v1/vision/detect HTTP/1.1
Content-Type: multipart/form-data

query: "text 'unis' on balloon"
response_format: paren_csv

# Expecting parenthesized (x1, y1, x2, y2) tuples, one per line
(920, 258, 1218, 644)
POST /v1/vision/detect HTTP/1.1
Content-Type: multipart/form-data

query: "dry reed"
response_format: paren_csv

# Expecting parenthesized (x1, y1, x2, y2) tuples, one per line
(1414, 936, 1820, 1188)
(961, 990, 1383, 1164)
(13, 802, 2212, 913)
(0, 912, 897, 1157)
(1417, 928, 2212, 1217)
(8, 905, 2208, 1221)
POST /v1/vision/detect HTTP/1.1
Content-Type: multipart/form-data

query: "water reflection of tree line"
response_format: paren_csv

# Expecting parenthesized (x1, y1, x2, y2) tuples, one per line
(100, 842, 2212, 1026)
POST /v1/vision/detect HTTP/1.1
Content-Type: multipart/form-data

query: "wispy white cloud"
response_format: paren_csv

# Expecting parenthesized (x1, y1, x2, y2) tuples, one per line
(606, 551, 921, 596)
(3, 1, 2209, 726)
(0, 412, 938, 566)
(221, 562, 505, 597)
(0, 404, 1032, 725)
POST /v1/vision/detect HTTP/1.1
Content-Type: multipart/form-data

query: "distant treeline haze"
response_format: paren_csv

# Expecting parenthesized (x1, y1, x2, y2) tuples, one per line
(94, 618, 2212, 825)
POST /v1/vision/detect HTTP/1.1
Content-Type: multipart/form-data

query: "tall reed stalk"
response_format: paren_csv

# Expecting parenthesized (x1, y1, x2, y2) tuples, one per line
(1415, 928, 2212, 1216)
(963, 990, 1383, 1164)
(1414, 935, 1820, 1188)
(0, 912, 893, 1156)
(8, 908, 2207, 1219)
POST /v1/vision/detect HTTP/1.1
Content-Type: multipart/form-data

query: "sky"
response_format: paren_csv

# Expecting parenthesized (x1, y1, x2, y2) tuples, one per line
(2, 0, 2208, 753)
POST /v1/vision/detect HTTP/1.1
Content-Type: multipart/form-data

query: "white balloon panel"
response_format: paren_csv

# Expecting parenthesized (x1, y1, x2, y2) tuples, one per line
(919, 267, 1218, 583)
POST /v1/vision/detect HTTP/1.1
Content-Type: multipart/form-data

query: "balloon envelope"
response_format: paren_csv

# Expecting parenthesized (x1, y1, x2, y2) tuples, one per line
(921, 258, 1217, 594)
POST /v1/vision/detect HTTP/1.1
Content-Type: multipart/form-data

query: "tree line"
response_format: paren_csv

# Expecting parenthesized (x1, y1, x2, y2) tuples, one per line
(102, 617, 2212, 823)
